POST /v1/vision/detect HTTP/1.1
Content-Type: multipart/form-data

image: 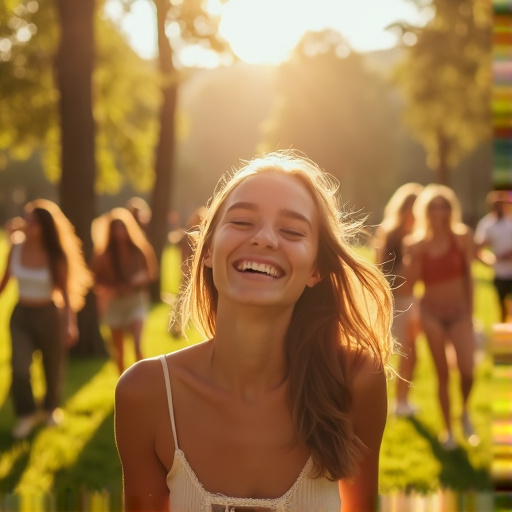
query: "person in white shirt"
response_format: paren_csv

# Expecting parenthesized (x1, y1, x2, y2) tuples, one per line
(474, 191, 512, 323)
(0, 199, 92, 439)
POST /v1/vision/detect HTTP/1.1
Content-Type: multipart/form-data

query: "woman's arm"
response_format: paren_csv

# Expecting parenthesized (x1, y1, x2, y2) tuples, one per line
(339, 356, 387, 512)
(461, 229, 475, 313)
(55, 259, 78, 346)
(115, 361, 171, 512)
(374, 228, 387, 266)
(0, 247, 13, 295)
(402, 237, 421, 288)
(130, 251, 158, 288)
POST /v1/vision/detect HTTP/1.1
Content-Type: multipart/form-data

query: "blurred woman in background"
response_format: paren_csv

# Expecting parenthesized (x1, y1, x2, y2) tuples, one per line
(92, 207, 158, 374)
(0, 199, 92, 439)
(404, 184, 477, 450)
(375, 183, 423, 417)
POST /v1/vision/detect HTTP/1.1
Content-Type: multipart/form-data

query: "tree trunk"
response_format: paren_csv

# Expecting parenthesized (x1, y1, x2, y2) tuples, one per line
(148, 0, 178, 302)
(55, 0, 107, 356)
(436, 130, 450, 186)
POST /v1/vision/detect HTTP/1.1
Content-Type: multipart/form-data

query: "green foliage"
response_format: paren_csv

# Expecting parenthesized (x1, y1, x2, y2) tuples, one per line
(259, 29, 398, 217)
(165, 0, 229, 55)
(93, 18, 160, 193)
(0, 0, 161, 195)
(0, 0, 59, 161)
(391, 0, 492, 180)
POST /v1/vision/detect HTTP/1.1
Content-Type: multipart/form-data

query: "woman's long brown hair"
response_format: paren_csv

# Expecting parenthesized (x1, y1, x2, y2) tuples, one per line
(92, 207, 158, 284)
(27, 199, 92, 312)
(177, 150, 394, 480)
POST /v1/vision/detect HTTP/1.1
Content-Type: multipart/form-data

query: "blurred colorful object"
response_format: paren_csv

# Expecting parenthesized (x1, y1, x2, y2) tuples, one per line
(492, 1, 512, 506)
(493, 1, 512, 190)
(491, 324, 512, 505)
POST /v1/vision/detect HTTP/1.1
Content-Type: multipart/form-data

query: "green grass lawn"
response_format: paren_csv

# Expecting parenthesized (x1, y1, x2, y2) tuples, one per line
(0, 233, 508, 511)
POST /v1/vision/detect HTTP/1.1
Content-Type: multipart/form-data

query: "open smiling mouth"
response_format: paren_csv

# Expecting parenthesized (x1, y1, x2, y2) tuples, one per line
(236, 261, 282, 278)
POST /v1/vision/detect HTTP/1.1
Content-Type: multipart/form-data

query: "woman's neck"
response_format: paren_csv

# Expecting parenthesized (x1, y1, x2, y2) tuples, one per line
(428, 225, 451, 240)
(23, 237, 44, 251)
(209, 302, 292, 400)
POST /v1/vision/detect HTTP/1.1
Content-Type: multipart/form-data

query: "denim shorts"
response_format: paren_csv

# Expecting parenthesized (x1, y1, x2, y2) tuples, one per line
(103, 290, 149, 328)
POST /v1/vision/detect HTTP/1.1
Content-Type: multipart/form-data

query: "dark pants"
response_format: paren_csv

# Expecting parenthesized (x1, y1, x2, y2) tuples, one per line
(494, 277, 512, 321)
(10, 302, 65, 417)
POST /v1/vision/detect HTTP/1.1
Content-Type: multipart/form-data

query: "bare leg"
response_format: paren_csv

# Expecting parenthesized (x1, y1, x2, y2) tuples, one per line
(421, 307, 451, 435)
(396, 315, 419, 405)
(448, 315, 475, 415)
(111, 328, 125, 374)
(129, 318, 145, 362)
(448, 314, 480, 444)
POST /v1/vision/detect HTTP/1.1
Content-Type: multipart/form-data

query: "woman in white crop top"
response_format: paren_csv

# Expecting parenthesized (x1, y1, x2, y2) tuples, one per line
(115, 151, 394, 512)
(0, 199, 92, 440)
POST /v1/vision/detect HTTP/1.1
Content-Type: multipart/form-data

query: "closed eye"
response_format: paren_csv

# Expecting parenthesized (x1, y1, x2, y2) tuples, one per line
(281, 229, 305, 238)
(230, 220, 254, 227)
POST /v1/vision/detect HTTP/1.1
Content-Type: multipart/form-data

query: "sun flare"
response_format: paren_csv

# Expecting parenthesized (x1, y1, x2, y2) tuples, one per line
(219, 0, 429, 64)
(104, 0, 429, 66)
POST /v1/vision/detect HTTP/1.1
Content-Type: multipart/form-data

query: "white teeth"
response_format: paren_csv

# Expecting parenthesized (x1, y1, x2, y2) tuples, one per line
(237, 261, 279, 277)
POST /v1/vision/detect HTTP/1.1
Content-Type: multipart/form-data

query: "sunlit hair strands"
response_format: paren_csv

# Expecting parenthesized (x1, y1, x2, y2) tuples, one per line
(176, 150, 395, 481)
(92, 207, 159, 283)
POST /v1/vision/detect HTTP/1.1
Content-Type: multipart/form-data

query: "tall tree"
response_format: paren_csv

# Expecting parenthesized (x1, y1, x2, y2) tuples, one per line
(55, 0, 106, 355)
(140, 0, 231, 300)
(147, 0, 177, 300)
(391, 0, 492, 185)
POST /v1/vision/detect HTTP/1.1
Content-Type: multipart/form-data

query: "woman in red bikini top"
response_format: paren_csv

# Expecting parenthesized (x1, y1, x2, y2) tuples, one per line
(421, 234, 466, 287)
(405, 186, 473, 319)
(403, 184, 478, 451)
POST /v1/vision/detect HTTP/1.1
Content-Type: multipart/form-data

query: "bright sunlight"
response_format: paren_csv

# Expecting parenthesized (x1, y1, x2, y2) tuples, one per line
(105, 0, 430, 66)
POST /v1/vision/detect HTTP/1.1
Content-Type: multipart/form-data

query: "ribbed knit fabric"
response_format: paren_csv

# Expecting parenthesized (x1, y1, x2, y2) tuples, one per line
(159, 355, 341, 512)
(10, 243, 53, 301)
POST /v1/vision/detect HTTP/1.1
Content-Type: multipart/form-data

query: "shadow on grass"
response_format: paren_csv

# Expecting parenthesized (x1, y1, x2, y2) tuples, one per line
(0, 439, 31, 495)
(53, 411, 122, 511)
(63, 355, 111, 400)
(408, 417, 492, 491)
(0, 355, 111, 498)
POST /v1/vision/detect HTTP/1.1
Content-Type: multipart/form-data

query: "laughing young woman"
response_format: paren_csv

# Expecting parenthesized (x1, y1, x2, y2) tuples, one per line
(115, 151, 394, 512)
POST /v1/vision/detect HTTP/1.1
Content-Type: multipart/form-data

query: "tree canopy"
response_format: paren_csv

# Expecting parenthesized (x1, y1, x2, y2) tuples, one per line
(0, 0, 160, 194)
(390, 0, 492, 184)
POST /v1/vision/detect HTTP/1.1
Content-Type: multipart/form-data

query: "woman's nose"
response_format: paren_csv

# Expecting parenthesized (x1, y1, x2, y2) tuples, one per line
(251, 223, 278, 248)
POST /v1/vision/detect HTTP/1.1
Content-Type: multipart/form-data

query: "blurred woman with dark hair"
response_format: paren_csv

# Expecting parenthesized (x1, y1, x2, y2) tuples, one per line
(92, 207, 158, 374)
(374, 183, 423, 417)
(0, 199, 92, 439)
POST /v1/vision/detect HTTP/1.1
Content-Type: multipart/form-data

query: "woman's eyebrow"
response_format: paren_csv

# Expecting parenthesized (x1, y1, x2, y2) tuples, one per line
(225, 202, 312, 228)
(225, 201, 257, 213)
(279, 209, 312, 228)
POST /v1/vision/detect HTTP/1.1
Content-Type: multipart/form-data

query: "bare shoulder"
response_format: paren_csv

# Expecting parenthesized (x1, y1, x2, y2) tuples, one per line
(116, 341, 212, 401)
(403, 234, 423, 253)
(454, 225, 473, 242)
(345, 350, 387, 396)
(116, 356, 167, 405)
(164, 339, 213, 374)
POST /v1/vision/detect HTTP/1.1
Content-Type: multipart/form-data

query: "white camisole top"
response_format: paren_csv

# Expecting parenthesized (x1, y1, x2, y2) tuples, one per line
(158, 355, 342, 512)
(10, 243, 53, 301)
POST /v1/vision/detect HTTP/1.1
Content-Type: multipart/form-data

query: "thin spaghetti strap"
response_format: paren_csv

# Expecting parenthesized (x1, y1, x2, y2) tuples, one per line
(158, 355, 179, 449)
